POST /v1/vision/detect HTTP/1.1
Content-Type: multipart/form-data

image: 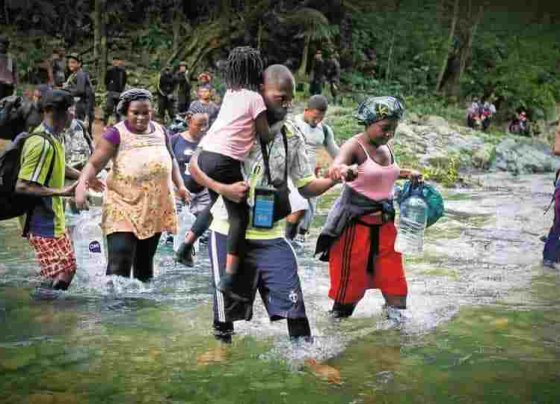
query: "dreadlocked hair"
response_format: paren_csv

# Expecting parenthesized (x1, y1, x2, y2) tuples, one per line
(225, 46, 264, 92)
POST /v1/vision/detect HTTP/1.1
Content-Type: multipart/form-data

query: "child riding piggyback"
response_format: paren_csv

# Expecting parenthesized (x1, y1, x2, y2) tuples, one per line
(186, 46, 282, 299)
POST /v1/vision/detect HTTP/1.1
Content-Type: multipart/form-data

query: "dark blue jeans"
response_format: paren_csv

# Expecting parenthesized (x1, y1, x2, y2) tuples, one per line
(543, 182, 560, 263)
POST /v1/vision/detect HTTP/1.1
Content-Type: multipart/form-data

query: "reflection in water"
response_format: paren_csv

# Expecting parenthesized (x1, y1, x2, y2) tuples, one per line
(1, 173, 560, 402)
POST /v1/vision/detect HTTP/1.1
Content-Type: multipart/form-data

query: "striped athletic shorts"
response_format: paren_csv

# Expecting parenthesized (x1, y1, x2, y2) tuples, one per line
(28, 231, 77, 279)
(328, 217, 407, 304)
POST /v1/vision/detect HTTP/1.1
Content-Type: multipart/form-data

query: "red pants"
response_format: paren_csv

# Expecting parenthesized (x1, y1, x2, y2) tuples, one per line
(328, 219, 407, 304)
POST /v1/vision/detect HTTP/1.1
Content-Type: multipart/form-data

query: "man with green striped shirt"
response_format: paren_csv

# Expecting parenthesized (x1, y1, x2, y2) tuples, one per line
(15, 90, 83, 290)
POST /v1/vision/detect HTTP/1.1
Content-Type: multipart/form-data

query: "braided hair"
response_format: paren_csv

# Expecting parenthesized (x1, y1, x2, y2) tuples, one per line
(224, 46, 264, 92)
(116, 88, 153, 116)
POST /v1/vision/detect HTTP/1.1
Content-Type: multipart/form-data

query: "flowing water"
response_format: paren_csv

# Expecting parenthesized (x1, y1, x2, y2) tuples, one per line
(1, 173, 560, 403)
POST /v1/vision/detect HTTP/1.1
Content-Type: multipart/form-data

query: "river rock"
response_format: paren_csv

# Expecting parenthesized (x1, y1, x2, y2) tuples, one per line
(493, 137, 559, 173)
(472, 144, 496, 169)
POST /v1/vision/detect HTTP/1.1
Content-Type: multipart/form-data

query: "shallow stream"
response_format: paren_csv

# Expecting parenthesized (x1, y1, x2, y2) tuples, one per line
(1, 173, 560, 403)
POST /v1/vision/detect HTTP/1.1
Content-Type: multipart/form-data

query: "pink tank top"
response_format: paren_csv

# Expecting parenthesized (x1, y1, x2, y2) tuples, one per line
(347, 140, 400, 201)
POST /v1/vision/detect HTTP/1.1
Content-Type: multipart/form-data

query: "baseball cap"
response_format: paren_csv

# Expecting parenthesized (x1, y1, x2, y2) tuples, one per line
(42, 90, 74, 111)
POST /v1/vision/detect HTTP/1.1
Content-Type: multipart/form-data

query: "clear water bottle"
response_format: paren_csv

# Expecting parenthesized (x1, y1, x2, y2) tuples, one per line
(173, 206, 198, 253)
(64, 199, 80, 229)
(395, 194, 428, 254)
(73, 210, 107, 278)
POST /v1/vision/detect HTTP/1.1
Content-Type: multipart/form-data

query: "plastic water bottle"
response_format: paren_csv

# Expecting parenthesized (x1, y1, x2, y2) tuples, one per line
(73, 210, 107, 278)
(64, 199, 80, 229)
(395, 194, 428, 254)
(173, 206, 198, 253)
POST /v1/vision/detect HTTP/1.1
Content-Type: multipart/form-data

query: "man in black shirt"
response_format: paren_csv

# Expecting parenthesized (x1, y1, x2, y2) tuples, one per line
(309, 49, 325, 96)
(63, 53, 94, 133)
(157, 65, 177, 123)
(0, 36, 17, 100)
(175, 61, 191, 114)
(103, 56, 127, 125)
(326, 52, 341, 104)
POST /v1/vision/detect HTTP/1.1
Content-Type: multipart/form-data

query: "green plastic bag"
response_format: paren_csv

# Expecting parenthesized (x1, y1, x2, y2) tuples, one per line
(397, 181, 444, 227)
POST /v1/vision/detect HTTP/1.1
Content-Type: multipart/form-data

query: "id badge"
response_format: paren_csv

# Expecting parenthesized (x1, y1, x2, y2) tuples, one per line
(252, 187, 276, 229)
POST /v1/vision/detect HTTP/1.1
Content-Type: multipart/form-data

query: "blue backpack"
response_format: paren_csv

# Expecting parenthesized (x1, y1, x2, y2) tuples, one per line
(396, 181, 444, 227)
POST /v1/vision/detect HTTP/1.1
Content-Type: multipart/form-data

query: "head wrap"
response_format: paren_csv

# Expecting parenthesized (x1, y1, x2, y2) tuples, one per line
(355, 96, 405, 126)
(116, 88, 153, 116)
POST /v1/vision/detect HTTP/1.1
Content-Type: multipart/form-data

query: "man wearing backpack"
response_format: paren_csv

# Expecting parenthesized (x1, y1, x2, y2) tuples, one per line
(63, 53, 95, 136)
(285, 95, 339, 243)
(0, 36, 17, 100)
(14, 90, 85, 290)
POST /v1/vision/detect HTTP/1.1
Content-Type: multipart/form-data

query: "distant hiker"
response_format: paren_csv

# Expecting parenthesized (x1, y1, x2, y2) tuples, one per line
(316, 96, 422, 322)
(188, 84, 220, 127)
(0, 36, 17, 100)
(309, 50, 325, 96)
(467, 97, 482, 129)
(509, 110, 530, 136)
(14, 90, 93, 290)
(480, 98, 496, 131)
(176, 62, 191, 114)
(171, 112, 211, 266)
(325, 52, 341, 104)
(75, 88, 190, 282)
(63, 53, 95, 135)
(285, 95, 339, 244)
(543, 121, 560, 269)
(157, 66, 177, 123)
(48, 48, 66, 88)
(103, 56, 127, 125)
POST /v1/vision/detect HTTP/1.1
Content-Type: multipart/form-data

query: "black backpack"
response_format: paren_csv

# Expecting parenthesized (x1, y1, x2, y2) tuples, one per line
(0, 132, 56, 232)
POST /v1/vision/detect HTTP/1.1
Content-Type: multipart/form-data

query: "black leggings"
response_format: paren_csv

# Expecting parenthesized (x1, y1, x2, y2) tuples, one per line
(187, 150, 249, 256)
(106, 232, 161, 282)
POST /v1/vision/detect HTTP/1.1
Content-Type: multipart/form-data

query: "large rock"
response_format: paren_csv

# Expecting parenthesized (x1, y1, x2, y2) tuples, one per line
(493, 137, 558, 173)
(472, 144, 496, 169)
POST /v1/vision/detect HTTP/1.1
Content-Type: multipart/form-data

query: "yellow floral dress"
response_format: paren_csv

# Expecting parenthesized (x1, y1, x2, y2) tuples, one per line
(102, 121, 177, 239)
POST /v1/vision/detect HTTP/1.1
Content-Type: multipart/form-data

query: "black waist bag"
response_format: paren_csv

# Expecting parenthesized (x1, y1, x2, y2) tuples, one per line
(259, 128, 291, 222)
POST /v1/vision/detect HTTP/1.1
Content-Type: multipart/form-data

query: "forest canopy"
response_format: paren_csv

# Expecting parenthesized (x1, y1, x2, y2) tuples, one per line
(2, 0, 559, 120)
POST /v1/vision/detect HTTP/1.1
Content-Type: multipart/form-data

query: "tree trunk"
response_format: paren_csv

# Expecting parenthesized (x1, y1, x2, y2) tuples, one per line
(296, 34, 311, 81)
(93, 0, 106, 86)
(257, 20, 263, 50)
(385, 32, 396, 81)
(435, 0, 459, 93)
(339, 2, 353, 70)
(172, 1, 183, 56)
(100, 10, 108, 88)
(458, 4, 483, 79)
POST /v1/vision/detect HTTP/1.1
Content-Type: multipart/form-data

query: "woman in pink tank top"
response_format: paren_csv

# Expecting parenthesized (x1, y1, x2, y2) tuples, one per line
(323, 96, 422, 321)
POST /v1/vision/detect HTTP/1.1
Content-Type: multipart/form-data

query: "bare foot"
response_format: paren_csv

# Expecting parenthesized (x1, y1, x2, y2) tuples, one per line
(304, 358, 342, 385)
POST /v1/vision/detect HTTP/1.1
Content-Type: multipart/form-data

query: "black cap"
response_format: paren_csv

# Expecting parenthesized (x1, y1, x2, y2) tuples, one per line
(42, 90, 74, 111)
(0, 36, 9, 45)
(67, 52, 81, 63)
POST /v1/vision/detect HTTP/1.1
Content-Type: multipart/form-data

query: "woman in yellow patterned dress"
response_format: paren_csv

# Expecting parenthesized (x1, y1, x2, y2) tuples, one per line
(75, 89, 190, 281)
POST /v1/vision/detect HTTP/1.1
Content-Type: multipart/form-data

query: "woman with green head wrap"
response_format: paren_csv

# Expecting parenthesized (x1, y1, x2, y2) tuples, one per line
(317, 96, 422, 321)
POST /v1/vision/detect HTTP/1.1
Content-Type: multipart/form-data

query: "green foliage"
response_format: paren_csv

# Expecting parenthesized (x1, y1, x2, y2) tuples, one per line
(465, 17, 560, 120)
(421, 154, 460, 187)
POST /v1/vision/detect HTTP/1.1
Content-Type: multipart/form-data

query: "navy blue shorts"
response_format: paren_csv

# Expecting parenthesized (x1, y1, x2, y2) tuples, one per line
(208, 231, 307, 323)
